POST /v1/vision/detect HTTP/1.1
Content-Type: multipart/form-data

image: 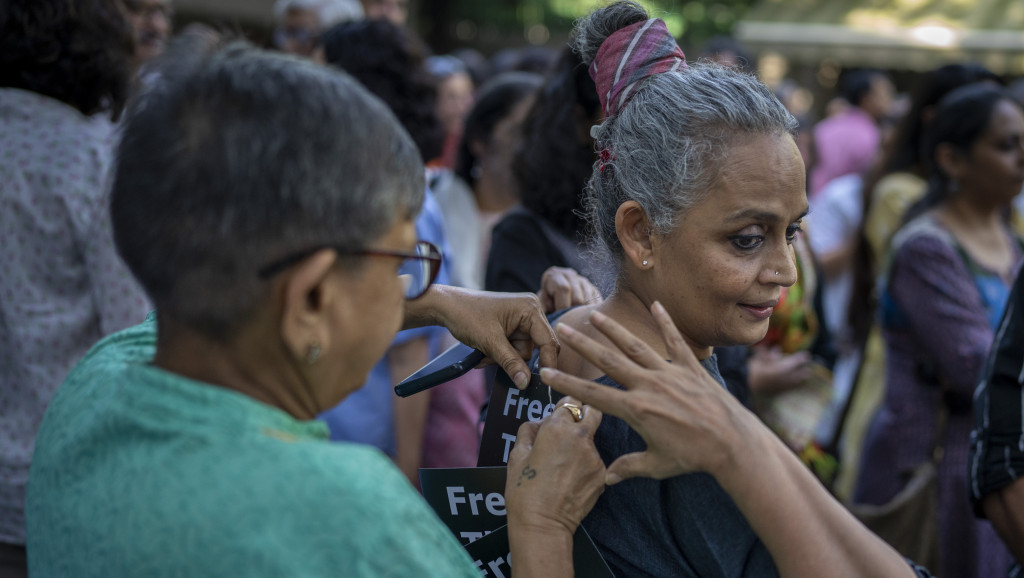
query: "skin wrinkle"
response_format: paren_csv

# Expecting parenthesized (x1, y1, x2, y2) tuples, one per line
(651, 132, 807, 354)
(585, 66, 797, 275)
(554, 132, 806, 385)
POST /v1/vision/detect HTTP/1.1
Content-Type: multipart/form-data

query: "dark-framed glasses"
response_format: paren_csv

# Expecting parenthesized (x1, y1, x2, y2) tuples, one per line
(258, 240, 442, 301)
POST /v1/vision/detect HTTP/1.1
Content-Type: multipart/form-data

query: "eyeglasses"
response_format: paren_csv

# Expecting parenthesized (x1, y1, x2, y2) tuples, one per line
(258, 240, 442, 300)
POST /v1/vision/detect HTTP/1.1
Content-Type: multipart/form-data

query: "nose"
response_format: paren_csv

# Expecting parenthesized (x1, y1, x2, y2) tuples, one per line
(763, 241, 798, 287)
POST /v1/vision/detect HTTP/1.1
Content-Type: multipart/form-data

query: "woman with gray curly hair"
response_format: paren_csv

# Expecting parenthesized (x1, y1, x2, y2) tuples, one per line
(537, 1, 932, 576)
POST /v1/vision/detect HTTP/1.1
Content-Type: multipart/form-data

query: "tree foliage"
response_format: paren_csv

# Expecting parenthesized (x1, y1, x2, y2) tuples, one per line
(419, 0, 759, 55)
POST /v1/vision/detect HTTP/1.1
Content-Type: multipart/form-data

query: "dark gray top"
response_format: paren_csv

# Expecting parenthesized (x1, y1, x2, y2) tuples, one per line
(581, 354, 779, 578)
(581, 353, 936, 578)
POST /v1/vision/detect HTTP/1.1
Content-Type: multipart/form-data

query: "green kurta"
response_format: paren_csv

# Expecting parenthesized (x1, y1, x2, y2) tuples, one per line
(26, 316, 478, 577)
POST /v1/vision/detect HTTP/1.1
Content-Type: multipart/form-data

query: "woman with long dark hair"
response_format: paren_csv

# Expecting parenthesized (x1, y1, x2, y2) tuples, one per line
(854, 83, 1022, 578)
(484, 44, 605, 295)
(833, 63, 1001, 499)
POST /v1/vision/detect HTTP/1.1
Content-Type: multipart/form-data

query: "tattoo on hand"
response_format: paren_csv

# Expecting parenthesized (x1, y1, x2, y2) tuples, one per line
(516, 464, 537, 487)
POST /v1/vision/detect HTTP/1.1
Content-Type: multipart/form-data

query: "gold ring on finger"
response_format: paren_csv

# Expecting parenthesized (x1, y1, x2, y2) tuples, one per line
(561, 402, 583, 422)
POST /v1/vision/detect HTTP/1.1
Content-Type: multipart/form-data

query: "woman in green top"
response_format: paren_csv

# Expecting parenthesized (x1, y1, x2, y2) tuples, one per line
(26, 32, 605, 578)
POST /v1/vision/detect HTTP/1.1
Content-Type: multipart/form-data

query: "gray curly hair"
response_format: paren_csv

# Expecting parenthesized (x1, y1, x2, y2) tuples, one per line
(573, 1, 798, 270)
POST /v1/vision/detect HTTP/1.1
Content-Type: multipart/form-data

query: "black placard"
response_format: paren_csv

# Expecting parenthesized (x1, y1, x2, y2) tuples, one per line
(419, 466, 508, 546)
(463, 525, 512, 577)
(477, 370, 565, 466)
(462, 523, 615, 578)
(421, 467, 616, 578)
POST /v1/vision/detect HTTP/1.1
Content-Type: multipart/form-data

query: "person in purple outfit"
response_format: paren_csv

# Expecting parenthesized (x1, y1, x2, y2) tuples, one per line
(855, 83, 1023, 578)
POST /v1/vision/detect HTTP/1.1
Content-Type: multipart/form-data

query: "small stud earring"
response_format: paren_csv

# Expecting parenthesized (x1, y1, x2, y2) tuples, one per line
(775, 271, 780, 276)
(306, 342, 322, 365)
(642, 260, 649, 266)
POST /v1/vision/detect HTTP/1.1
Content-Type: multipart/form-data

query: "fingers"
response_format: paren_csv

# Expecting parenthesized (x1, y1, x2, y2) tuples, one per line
(553, 279, 574, 312)
(553, 396, 603, 436)
(525, 312, 560, 377)
(512, 419, 541, 455)
(541, 366, 628, 421)
(538, 267, 575, 313)
(507, 333, 535, 361)
(605, 452, 657, 485)
(651, 301, 702, 371)
(539, 268, 602, 311)
(552, 315, 660, 389)
(487, 296, 557, 389)
(538, 290, 555, 315)
(572, 274, 602, 306)
(577, 398, 602, 435)
(488, 337, 533, 390)
(587, 310, 666, 369)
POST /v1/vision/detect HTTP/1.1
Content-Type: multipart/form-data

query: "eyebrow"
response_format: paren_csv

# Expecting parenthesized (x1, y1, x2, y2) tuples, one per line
(724, 207, 809, 223)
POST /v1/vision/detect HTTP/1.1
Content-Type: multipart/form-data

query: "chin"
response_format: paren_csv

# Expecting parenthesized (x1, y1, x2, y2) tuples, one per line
(719, 322, 771, 348)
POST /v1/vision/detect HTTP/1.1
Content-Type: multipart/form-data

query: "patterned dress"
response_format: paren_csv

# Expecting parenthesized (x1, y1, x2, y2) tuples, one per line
(0, 88, 151, 547)
(855, 214, 1018, 578)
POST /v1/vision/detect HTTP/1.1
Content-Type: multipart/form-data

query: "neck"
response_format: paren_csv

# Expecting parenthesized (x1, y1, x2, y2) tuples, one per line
(474, 172, 519, 213)
(601, 284, 713, 361)
(152, 315, 321, 421)
(936, 192, 1006, 231)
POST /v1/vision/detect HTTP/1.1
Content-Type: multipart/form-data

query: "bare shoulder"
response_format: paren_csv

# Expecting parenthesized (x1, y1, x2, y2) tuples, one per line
(553, 304, 610, 379)
(555, 305, 599, 330)
(553, 298, 667, 380)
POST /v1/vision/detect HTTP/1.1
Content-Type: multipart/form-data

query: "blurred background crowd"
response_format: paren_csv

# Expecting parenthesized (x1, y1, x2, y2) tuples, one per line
(4, 0, 1024, 576)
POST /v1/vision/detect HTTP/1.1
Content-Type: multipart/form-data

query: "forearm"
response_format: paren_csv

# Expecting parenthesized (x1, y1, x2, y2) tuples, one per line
(508, 523, 575, 578)
(715, 424, 916, 578)
(982, 478, 1024, 565)
(402, 284, 458, 330)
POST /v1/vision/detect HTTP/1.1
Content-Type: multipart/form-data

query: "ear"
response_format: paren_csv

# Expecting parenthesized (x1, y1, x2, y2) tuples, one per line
(279, 249, 343, 365)
(615, 201, 653, 270)
(934, 142, 967, 183)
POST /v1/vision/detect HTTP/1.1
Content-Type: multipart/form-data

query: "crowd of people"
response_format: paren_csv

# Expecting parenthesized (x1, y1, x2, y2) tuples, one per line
(3, 0, 1024, 576)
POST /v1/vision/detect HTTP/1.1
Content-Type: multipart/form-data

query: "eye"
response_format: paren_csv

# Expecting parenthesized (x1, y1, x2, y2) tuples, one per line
(730, 234, 764, 251)
(785, 222, 804, 243)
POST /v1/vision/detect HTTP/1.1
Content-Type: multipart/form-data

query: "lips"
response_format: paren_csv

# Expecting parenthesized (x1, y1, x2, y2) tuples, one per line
(738, 300, 779, 321)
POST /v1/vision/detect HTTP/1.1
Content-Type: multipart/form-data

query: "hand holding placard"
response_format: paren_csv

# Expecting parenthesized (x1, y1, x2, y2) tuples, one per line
(505, 398, 606, 537)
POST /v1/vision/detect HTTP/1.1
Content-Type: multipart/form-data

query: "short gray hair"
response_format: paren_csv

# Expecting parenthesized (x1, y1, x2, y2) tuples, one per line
(112, 36, 423, 339)
(273, 0, 363, 27)
(572, 1, 797, 269)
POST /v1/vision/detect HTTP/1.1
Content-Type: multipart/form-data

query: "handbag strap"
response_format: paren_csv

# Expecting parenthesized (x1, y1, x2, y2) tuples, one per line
(825, 357, 951, 469)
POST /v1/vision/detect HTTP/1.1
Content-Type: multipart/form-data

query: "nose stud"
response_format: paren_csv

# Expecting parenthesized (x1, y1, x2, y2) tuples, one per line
(775, 271, 779, 276)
